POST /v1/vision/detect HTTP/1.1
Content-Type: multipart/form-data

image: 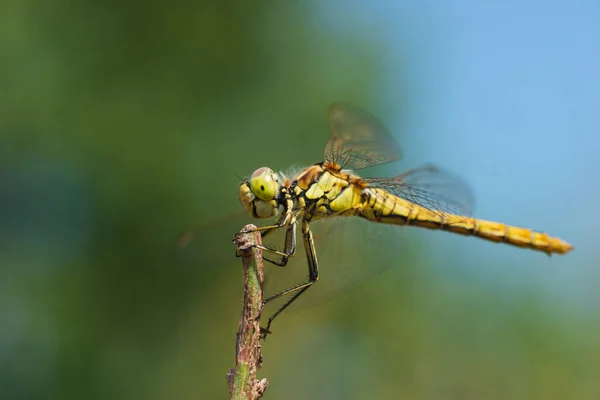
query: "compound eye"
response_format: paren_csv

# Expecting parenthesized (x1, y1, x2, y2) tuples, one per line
(249, 167, 278, 201)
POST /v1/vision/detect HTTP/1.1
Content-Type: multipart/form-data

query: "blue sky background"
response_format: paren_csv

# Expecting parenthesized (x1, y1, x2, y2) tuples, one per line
(317, 0, 600, 311)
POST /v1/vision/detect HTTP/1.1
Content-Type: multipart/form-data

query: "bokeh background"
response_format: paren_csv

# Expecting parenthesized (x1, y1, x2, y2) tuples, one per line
(2, 1, 599, 399)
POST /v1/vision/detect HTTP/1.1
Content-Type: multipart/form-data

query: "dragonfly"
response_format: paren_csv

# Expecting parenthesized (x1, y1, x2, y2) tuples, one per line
(238, 102, 573, 336)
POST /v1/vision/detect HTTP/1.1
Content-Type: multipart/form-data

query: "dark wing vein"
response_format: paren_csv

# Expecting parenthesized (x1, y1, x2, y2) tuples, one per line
(324, 103, 402, 170)
(364, 165, 474, 224)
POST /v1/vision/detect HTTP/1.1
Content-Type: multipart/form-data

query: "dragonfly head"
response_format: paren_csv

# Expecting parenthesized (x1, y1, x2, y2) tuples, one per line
(239, 167, 281, 219)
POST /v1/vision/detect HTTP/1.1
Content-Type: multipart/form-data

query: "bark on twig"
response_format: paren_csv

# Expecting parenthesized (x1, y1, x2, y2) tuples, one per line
(227, 224, 268, 399)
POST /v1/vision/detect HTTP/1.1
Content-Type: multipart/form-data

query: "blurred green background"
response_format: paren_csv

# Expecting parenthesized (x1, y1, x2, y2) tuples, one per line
(2, 1, 599, 399)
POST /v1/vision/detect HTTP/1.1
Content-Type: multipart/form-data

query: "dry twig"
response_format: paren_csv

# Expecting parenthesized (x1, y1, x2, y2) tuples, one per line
(226, 225, 268, 399)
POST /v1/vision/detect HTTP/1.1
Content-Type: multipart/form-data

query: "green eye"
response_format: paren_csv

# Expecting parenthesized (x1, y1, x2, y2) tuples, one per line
(249, 167, 278, 201)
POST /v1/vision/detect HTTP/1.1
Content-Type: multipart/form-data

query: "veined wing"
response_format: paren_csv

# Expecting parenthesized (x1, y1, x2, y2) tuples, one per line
(260, 216, 409, 313)
(324, 103, 402, 170)
(177, 210, 248, 248)
(363, 165, 474, 224)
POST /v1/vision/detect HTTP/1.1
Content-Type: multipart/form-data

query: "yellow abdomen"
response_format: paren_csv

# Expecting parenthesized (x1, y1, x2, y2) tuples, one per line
(359, 188, 573, 255)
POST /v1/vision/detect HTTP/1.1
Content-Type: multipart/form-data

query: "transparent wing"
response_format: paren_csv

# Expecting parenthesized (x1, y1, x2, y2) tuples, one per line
(324, 103, 402, 170)
(177, 210, 394, 315)
(363, 165, 474, 224)
(259, 216, 406, 313)
(177, 210, 248, 249)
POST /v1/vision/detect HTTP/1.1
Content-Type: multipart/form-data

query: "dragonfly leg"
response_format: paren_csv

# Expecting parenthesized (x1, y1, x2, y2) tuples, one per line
(245, 197, 295, 234)
(234, 225, 280, 258)
(234, 198, 293, 257)
(260, 219, 319, 338)
(257, 219, 297, 266)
